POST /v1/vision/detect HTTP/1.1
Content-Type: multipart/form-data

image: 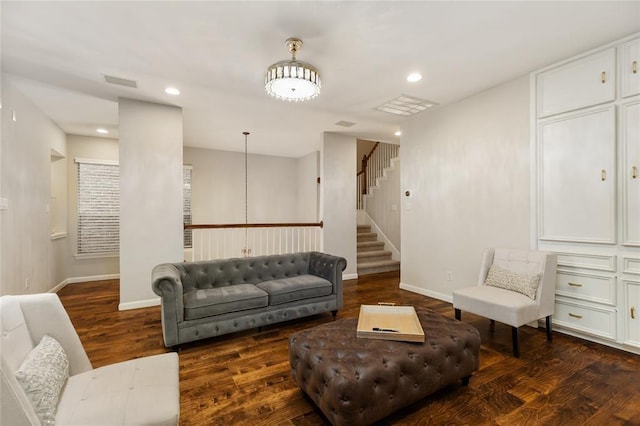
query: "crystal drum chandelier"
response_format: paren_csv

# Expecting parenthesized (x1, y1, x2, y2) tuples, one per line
(265, 38, 321, 102)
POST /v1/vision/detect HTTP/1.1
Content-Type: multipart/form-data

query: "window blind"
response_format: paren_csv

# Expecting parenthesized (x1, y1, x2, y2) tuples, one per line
(76, 160, 192, 255)
(77, 161, 119, 255)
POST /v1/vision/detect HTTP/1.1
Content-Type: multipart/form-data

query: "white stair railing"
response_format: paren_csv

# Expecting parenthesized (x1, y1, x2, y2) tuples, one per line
(185, 222, 323, 261)
(357, 142, 399, 209)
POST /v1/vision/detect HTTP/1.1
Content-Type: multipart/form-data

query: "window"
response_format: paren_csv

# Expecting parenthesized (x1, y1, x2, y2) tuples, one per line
(76, 159, 192, 255)
(76, 159, 119, 255)
(183, 166, 192, 248)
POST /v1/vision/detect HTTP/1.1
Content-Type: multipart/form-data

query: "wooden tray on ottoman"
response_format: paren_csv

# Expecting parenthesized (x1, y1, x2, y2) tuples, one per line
(356, 304, 425, 342)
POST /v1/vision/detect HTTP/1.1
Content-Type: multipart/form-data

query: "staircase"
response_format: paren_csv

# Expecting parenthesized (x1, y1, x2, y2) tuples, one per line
(357, 225, 400, 275)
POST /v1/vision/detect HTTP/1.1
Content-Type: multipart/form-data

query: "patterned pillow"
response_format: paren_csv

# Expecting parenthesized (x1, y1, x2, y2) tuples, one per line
(485, 264, 541, 299)
(15, 334, 69, 424)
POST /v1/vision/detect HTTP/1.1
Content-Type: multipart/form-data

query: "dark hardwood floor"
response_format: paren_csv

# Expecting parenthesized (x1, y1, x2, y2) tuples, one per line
(57, 272, 640, 425)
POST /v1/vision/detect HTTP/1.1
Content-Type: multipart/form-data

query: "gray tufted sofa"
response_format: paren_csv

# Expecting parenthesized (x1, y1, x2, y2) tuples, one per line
(152, 251, 347, 347)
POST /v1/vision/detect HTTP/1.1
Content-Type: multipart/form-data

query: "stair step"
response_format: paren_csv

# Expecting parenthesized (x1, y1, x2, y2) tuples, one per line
(357, 232, 378, 242)
(357, 259, 400, 275)
(357, 241, 385, 252)
(357, 250, 393, 262)
(357, 225, 371, 233)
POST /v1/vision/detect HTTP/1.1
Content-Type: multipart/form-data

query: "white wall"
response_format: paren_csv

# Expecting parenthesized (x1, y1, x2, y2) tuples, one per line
(66, 135, 120, 279)
(365, 158, 401, 253)
(297, 150, 319, 222)
(119, 98, 183, 310)
(322, 133, 357, 278)
(184, 147, 300, 224)
(400, 75, 531, 301)
(0, 76, 67, 295)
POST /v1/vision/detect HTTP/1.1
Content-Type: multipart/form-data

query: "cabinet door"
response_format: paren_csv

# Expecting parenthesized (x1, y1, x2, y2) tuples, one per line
(624, 280, 640, 348)
(621, 38, 640, 98)
(622, 100, 640, 246)
(539, 106, 616, 243)
(537, 48, 615, 118)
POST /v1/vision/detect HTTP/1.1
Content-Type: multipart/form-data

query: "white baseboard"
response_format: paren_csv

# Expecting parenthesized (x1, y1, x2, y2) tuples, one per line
(343, 273, 358, 280)
(399, 282, 453, 304)
(66, 273, 120, 284)
(51, 274, 120, 294)
(118, 297, 160, 311)
(49, 279, 69, 293)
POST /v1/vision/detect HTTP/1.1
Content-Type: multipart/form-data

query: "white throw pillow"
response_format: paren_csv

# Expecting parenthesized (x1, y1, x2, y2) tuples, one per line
(15, 334, 69, 425)
(485, 264, 541, 300)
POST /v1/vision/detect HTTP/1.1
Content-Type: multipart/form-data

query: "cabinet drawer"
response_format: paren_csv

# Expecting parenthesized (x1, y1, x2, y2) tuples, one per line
(556, 252, 616, 272)
(554, 299, 616, 340)
(556, 269, 616, 305)
(620, 38, 640, 98)
(537, 48, 615, 118)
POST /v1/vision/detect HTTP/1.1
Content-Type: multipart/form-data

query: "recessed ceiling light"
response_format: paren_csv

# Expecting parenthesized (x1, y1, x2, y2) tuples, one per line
(96, 128, 109, 134)
(394, 131, 402, 136)
(406, 73, 422, 83)
(165, 87, 180, 95)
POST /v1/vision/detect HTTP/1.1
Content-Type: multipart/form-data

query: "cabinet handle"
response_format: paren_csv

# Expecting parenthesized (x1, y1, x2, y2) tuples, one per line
(568, 282, 583, 287)
(633, 61, 638, 74)
(601, 71, 606, 83)
(569, 313, 583, 319)
(632, 306, 636, 319)
(601, 169, 606, 181)
(633, 166, 638, 179)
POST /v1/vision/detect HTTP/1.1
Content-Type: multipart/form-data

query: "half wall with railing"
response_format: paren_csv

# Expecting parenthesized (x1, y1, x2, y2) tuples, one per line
(185, 222, 323, 261)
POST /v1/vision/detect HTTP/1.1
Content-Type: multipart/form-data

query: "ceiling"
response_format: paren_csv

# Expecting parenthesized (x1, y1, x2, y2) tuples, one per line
(2, 1, 639, 158)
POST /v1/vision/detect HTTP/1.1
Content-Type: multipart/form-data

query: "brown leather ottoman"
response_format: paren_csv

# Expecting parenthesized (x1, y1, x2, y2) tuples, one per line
(288, 307, 480, 425)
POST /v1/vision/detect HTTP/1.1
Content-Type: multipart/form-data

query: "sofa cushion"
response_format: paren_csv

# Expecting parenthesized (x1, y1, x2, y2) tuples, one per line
(257, 275, 332, 306)
(15, 334, 69, 424)
(56, 353, 179, 425)
(183, 284, 268, 320)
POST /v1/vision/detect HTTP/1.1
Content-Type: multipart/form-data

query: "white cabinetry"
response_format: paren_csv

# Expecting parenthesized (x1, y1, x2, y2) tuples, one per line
(533, 33, 640, 355)
(537, 47, 615, 118)
(621, 99, 640, 246)
(623, 278, 640, 348)
(539, 106, 616, 243)
(621, 38, 640, 98)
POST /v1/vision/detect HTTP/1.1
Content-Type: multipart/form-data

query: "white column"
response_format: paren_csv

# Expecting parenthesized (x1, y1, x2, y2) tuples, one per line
(321, 132, 357, 279)
(118, 98, 183, 310)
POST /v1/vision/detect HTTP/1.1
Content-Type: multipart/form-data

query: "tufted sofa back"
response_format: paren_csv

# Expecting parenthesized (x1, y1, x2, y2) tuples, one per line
(174, 252, 314, 293)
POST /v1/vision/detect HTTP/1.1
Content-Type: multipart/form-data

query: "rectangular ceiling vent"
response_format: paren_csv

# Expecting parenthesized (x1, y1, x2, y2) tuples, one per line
(335, 120, 356, 127)
(103, 74, 138, 88)
(375, 95, 437, 117)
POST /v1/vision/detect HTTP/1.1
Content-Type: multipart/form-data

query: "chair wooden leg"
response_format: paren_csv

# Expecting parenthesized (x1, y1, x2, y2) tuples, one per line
(546, 315, 553, 341)
(489, 319, 495, 332)
(512, 327, 520, 358)
(454, 308, 461, 320)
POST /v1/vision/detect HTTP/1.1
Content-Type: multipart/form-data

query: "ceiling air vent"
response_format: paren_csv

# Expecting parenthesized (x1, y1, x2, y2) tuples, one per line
(375, 95, 437, 117)
(335, 120, 356, 127)
(103, 74, 138, 88)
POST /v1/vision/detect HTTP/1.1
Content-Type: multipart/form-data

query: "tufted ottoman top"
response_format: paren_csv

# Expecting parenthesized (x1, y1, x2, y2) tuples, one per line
(289, 307, 480, 425)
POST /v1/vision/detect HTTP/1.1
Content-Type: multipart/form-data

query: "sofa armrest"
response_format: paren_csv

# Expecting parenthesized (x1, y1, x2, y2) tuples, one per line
(152, 264, 185, 347)
(308, 252, 347, 309)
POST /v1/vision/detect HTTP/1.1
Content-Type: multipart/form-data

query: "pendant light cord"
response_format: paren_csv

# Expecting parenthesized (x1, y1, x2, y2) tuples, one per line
(243, 132, 249, 256)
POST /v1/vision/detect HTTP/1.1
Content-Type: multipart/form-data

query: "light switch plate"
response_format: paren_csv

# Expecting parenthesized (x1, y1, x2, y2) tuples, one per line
(0, 198, 8, 210)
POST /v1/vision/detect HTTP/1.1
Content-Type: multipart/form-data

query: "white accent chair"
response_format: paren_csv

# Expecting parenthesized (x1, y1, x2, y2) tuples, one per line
(452, 248, 557, 357)
(0, 293, 180, 425)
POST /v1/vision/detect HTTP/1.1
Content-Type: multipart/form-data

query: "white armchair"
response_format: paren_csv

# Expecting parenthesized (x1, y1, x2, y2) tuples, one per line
(452, 248, 557, 357)
(0, 293, 180, 425)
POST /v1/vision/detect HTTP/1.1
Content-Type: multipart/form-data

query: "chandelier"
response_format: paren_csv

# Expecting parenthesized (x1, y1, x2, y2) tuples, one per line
(265, 38, 321, 102)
